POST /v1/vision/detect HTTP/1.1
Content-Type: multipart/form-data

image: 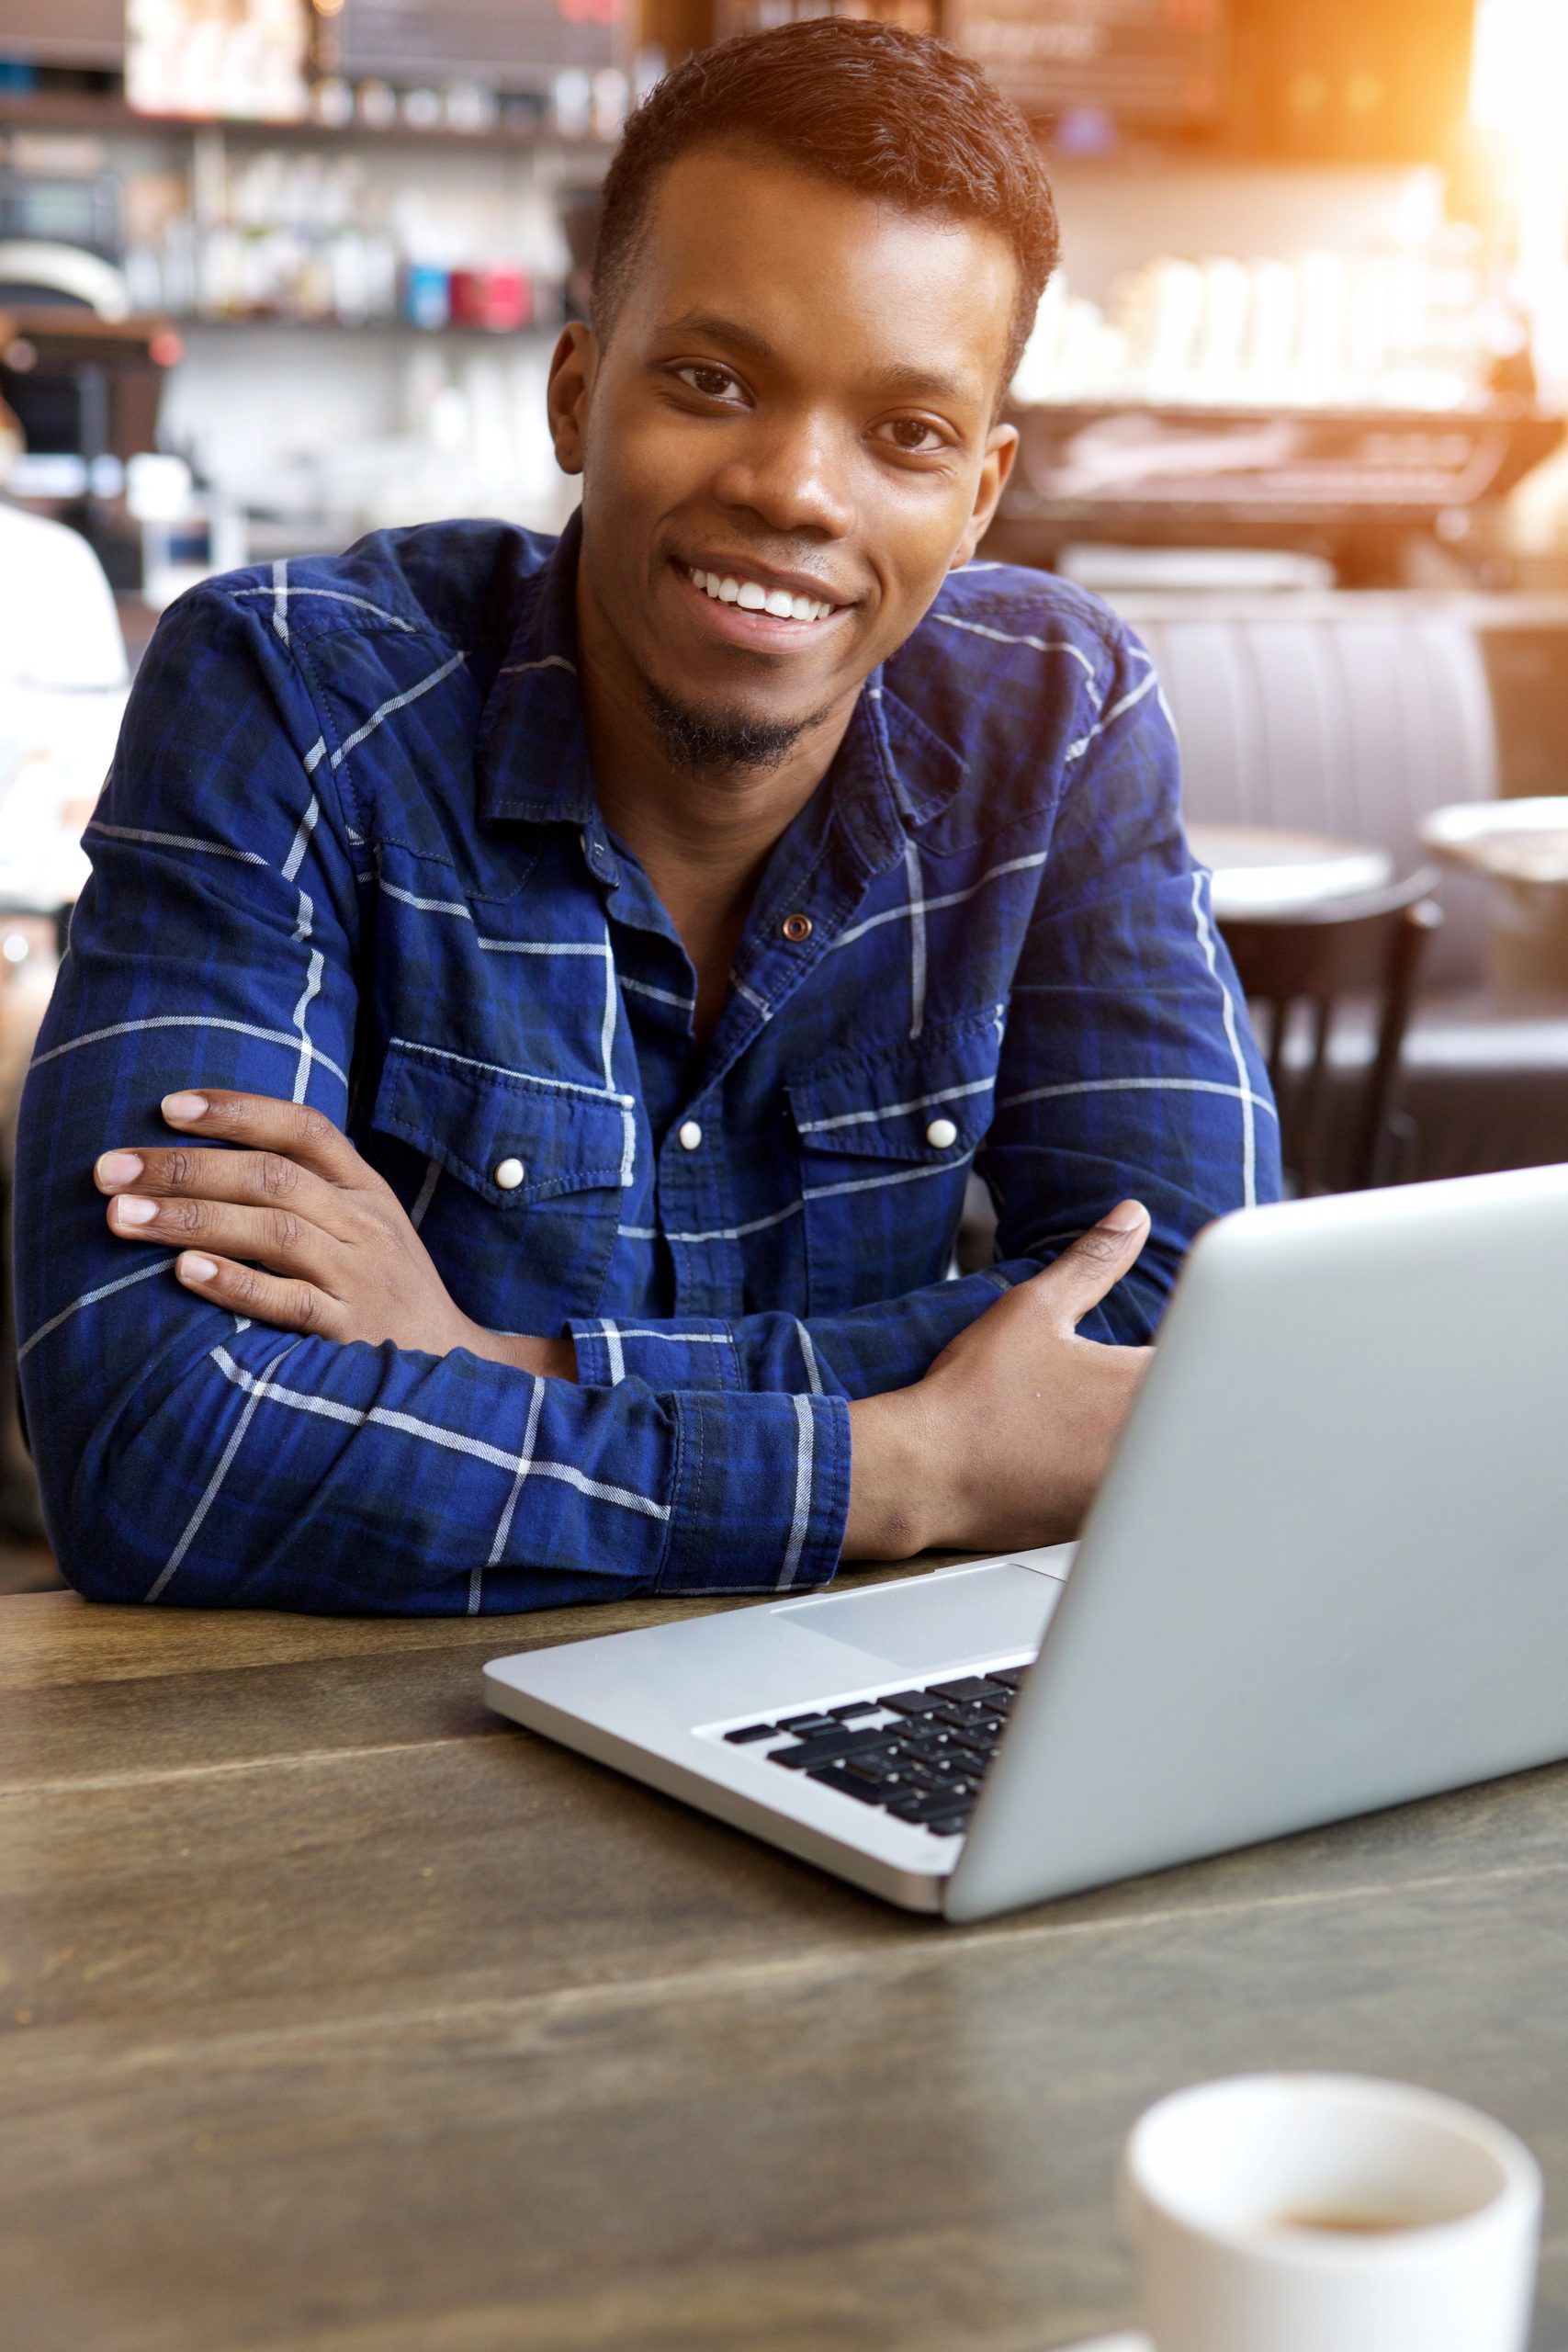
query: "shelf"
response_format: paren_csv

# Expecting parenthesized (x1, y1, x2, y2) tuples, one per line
(173, 315, 562, 336)
(0, 92, 610, 154)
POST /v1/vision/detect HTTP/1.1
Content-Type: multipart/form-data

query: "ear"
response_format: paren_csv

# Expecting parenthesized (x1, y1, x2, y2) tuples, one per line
(547, 322, 597, 477)
(950, 421, 1018, 571)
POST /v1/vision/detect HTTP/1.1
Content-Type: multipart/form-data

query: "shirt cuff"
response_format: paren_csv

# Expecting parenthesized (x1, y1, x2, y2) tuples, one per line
(659, 1387, 851, 1595)
(569, 1314, 740, 1393)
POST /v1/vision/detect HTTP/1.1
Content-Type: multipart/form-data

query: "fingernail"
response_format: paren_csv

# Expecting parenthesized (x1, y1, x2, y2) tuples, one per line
(180, 1254, 218, 1283)
(113, 1195, 159, 1227)
(1100, 1199, 1149, 1234)
(163, 1091, 209, 1123)
(96, 1151, 143, 1187)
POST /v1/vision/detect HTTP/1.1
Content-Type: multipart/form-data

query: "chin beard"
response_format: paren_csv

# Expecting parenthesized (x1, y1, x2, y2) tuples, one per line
(644, 683, 828, 775)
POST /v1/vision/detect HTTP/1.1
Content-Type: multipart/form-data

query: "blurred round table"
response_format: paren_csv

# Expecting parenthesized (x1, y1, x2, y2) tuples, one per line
(1418, 797, 1568, 993)
(1187, 823, 1393, 922)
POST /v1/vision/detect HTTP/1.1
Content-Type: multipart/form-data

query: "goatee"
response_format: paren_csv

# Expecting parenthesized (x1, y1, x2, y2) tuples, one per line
(645, 684, 828, 775)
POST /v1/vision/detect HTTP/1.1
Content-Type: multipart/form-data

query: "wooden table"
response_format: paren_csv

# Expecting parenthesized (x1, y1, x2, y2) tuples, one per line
(6, 1578, 1568, 2352)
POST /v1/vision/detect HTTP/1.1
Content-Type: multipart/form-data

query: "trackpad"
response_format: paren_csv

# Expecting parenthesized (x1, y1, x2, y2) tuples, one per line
(773, 1562, 1058, 1676)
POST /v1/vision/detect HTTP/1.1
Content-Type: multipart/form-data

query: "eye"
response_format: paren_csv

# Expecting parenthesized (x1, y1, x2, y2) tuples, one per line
(672, 363, 745, 403)
(874, 416, 952, 456)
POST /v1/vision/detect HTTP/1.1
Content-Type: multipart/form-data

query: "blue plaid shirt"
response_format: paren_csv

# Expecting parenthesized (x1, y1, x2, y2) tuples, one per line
(14, 514, 1279, 1613)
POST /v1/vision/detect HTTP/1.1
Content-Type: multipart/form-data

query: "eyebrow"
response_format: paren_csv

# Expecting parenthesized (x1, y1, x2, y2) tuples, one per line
(660, 309, 981, 408)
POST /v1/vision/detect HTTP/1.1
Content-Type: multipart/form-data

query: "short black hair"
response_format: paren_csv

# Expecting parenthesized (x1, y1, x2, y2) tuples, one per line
(592, 17, 1059, 392)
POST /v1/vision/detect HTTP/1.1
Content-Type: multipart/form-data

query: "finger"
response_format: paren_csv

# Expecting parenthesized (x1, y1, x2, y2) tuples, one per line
(1032, 1201, 1150, 1330)
(106, 1189, 339, 1283)
(159, 1091, 364, 1186)
(95, 1140, 351, 1237)
(175, 1250, 347, 1340)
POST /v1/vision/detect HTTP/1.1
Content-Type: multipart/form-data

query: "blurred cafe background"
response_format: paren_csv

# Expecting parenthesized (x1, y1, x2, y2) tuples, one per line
(4, 0, 1568, 1570)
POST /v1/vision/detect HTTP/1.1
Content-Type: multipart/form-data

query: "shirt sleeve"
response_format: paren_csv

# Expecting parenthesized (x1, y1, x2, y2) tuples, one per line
(570, 624, 1280, 1404)
(14, 586, 848, 1612)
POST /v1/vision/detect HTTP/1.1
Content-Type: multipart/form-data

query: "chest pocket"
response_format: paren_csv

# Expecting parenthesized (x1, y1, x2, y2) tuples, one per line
(369, 1037, 629, 1322)
(785, 1013, 1000, 1315)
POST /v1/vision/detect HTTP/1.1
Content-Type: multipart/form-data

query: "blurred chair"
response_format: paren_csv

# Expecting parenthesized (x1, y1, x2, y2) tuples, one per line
(1126, 596, 1495, 985)
(1220, 873, 1443, 1194)
(0, 240, 130, 316)
(0, 391, 127, 1542)
(1116, 593, 1568, 1185)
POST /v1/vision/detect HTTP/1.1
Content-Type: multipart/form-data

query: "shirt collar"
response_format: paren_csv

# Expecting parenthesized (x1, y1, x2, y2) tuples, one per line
(472, 510, 967, 871)
(474, 510, 597, 830)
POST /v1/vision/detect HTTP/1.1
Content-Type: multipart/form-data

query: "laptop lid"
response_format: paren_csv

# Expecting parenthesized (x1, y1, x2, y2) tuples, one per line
(947, 1164, 1568, 1922)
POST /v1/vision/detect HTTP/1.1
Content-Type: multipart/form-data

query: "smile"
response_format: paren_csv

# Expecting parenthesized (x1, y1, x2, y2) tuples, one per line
(683, 564, 837, 624)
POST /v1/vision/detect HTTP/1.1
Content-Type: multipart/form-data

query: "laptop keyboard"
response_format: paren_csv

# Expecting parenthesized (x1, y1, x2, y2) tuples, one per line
(718, 1667, 1030, 1838)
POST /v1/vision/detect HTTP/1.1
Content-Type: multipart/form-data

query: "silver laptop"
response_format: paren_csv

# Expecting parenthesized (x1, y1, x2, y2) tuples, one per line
(485, 1164, 1568, 1923)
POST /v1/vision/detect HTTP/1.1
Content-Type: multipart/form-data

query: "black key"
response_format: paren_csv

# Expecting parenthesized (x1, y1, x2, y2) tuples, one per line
(987, 1667, 1031, 1690)
(777, 1725, 885, 1770)
(922, 1812, 971, 1838)
(777, 1713, 837, 1734)
(829, 1700, 882, 1721)
(927, 1676, 1008, 1702)
(843, 1757, 912, 1791)
(899, 1723, 960, 1757)
(889, 1789, 975, 1825)
(807, 1766, 887, 1805)
(878, 1689, 944, 1715)
(723, 1722, 777, 1745)
(818, 1724, 886, 1754)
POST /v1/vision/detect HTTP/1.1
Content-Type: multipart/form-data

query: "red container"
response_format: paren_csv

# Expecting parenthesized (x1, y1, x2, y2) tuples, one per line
(448, 267, 531, 332)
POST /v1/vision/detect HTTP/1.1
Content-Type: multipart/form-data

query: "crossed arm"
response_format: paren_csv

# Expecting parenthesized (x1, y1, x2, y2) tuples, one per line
(93, 1084, 1157, 1560)
(17, 587, 1276, 1611)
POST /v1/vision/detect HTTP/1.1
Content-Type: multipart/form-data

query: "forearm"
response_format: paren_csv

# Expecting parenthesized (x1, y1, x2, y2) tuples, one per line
(843, 1385, 940, 1559)
(25, 1301, 848, 1611)
(843, 1204, 1157, 1566)
(570, 1270, 1018, 1402)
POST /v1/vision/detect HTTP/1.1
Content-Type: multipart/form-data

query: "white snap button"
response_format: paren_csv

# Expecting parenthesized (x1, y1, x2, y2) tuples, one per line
(925, 1117, 958, 1150)
(493, 1157, 525, 1190)
(677, 1119, 703, 1152)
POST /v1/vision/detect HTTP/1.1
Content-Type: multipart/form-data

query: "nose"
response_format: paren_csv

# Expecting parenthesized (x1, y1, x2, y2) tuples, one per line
(709, 410, 855, 542)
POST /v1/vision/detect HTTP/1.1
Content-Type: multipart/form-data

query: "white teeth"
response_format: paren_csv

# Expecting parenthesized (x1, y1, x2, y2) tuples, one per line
(688, 565, 832, 622)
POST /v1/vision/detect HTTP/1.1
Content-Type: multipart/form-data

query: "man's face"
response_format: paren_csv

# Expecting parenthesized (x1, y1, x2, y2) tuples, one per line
(549, 145, 1020, 754)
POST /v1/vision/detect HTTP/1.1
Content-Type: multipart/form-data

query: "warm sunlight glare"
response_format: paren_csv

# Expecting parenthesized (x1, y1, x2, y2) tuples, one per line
(1471, 0, 1568, 291)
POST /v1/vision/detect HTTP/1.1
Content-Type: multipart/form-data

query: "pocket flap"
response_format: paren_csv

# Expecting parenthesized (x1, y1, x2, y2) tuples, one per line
(373, 1037, 629, 1206)
(786, 1015, 999, 1164)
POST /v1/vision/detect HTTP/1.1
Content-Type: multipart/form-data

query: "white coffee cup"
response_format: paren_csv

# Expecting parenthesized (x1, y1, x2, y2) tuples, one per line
(1122, 2073, 1541, 2352)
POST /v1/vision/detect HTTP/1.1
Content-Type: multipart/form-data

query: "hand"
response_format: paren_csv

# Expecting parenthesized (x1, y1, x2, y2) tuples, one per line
(95, 1089, 576, 1378)
(844, 1202, 1155, 1559)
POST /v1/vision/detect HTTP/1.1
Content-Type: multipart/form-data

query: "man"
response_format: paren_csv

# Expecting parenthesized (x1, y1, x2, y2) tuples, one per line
(14, 20, 1278, 1613)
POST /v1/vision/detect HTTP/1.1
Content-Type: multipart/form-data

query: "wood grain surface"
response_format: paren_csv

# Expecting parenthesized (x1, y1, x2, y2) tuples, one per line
(4, 1579, 1567, 2352)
